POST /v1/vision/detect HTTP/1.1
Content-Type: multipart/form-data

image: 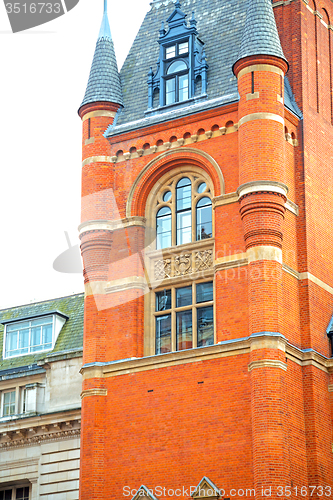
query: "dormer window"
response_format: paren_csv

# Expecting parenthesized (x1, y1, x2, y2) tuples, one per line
(147, 1, 208, 110)
(2, 312, 68, 359)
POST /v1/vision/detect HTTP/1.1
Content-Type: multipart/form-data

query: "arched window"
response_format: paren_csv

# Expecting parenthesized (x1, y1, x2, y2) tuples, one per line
(154, 174, 213, 249)
(156, 206, 172, 250)
(176, 177, 192, 245)
(196, 196, 212, 240)
(165, 60, 189, 105)
(146, 170, 215, 356)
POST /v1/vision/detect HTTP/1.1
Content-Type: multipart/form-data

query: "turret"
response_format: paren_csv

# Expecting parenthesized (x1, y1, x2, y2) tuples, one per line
(78, 0, 123, 363)
(233, 2, 291, 500)
(78, 3, 124, 499)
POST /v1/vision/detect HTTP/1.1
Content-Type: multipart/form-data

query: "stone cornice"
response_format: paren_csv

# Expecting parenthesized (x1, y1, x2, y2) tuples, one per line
(0, 409, 81, 449)
(81, 333, 333, 379)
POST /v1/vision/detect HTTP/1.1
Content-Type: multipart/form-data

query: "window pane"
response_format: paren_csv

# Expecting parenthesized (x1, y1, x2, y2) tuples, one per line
(177, 210, 191, 245)
(176, 287, 192, 307)
(156, 290, 171, 311)
(196, 198, 212, 240)
(196, 282, 213, 303)
(43, 324, 53, 345)
(179, 41, 189, 54)
(166, 45, 176, 59)
(176, 178, 191, 211)
(7, 321, 29, 332)
(3, 391, 15, 416)
(16, 487, 29, 500)
(156, 315, 172, 354)
(197, 306, 214, 347)
(167, 60, 187, 74)
(166, 78, 176, 105)
(6, 331, 18, 356)
(197, 182, 207, 194)
(31, 326, 41, 346)
(163, 191, 172, 202)
(18, 329, 29, 354)
(177, 310, 192, 350)
(179, 74, 189, 101)
(156, 206, 172, 249)
(4, 491, 12, 500)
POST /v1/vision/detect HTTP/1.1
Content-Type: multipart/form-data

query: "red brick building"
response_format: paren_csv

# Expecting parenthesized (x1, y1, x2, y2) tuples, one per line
(78, 0, 333, 499)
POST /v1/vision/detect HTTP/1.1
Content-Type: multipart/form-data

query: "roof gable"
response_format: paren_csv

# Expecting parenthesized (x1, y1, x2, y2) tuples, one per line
(192, 477, 221, 499)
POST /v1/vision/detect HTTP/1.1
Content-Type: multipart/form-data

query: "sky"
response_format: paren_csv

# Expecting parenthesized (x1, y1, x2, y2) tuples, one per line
(0, 0, 152, 309)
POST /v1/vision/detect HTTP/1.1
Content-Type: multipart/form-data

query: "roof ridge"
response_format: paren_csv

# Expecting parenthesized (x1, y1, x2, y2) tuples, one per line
(0, 292, 84, 313)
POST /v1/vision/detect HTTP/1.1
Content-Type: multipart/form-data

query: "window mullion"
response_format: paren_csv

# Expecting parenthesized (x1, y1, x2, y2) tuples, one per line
(171, 287, 176, 351)
(15, 386, 19, 414)
(172, 202, 176, 247)
(192, 284, 197, 348)
(28, 321, 31, 355)
(192, 186, 196, 242)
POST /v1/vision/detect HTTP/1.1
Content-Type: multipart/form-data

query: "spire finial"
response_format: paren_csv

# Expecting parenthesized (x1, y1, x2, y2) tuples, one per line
(104, 0, 107, 13)
(175, 1, 181, 8)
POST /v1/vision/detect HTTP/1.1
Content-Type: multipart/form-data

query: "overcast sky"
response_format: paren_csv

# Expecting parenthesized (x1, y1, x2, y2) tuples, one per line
(0, 0, 152, 309)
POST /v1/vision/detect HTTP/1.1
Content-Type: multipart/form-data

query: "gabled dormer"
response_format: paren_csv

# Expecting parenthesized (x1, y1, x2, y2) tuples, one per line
(147, 1, 208, 110)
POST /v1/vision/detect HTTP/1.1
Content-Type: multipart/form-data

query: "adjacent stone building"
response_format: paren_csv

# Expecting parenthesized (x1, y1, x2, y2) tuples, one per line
(0, 294, 84, 500)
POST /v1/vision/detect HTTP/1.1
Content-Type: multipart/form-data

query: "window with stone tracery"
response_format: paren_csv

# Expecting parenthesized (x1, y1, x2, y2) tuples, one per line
(144, 169, 215, 356)
(155, 174, 213, 250)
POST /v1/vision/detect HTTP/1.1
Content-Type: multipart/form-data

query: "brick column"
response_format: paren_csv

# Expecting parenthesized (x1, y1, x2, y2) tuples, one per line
(234, 55, 291, 499)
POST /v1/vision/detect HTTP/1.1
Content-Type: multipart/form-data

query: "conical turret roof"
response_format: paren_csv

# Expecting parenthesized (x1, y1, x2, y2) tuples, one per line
(79, 1, 123, 110)
(234, 0, 288, 69)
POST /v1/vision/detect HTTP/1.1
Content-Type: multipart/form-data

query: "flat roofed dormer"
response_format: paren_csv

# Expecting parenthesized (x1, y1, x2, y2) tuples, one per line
(2, 311, 68, 359)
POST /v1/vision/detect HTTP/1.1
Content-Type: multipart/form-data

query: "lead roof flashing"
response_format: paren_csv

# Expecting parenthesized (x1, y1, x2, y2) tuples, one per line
(233, 0, 288, 71)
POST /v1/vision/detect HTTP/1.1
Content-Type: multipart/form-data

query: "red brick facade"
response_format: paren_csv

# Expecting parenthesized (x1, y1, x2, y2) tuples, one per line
(78, 1, 333, 499)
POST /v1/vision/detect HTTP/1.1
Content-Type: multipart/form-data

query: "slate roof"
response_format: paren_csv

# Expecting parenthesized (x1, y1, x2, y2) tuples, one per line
(113, 0, 245, 129)
(104, 0, 300, 136)
(79, 7, 123, 110)
(0, 293, 84, 372)
(234, 0, 287, 67)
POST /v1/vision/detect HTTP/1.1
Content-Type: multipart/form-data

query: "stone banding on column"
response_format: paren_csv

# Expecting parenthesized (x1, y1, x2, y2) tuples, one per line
(237, 180, 288, 199)
(248, 360, 287, 371)
(82, 110, 117, 122)
(104, 276, 148, 294)
(80, 389, 108, 399)
(78, 217, 146, 236)
(238, 112, 285, 128)
(237, 64, 285, 78)
(82, 156, 113, 167)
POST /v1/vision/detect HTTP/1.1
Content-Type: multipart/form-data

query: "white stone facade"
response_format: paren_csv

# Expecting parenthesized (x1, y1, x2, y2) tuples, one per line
(0, 351, 82, 500)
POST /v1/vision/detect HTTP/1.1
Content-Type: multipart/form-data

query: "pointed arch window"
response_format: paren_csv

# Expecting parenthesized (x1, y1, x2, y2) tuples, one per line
(155, 174, 213, 250)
